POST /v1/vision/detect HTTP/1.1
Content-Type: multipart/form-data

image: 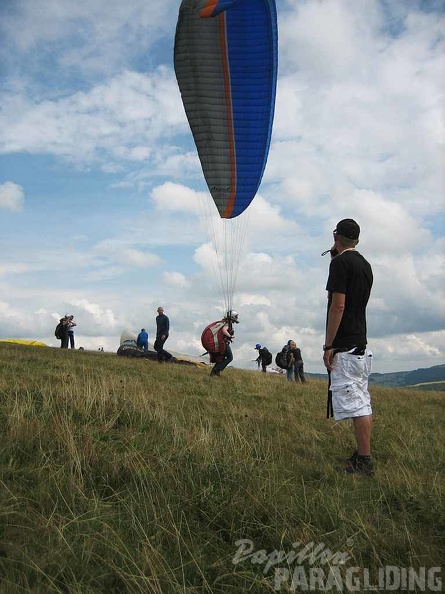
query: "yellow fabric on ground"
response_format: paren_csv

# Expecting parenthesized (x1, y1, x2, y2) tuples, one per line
(0, 339, 48, 347)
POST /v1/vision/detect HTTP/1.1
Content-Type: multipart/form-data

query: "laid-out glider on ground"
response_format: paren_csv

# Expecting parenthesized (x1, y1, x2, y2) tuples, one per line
(174, 0, 278, 219)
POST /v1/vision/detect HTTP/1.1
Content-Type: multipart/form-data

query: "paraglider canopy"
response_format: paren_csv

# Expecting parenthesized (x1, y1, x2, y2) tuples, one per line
(174, 0, 278, 219)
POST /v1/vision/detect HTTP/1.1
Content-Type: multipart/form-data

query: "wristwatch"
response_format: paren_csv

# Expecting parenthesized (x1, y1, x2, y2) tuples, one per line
(323, 345, 333, 352)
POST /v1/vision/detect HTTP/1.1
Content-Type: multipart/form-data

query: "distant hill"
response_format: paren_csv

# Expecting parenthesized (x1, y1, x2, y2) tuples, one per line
(368, 364, 445, 391)
(308, 364, 445, 391)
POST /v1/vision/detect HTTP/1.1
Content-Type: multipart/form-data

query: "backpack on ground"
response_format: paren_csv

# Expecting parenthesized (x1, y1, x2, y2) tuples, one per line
(261, 348, 273, 366)
(275, 346, 290, 369)
(55, 322, 64, 340)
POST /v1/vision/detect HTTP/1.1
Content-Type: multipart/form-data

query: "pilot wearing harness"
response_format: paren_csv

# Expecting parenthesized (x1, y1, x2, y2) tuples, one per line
(201, 310, 239, 377)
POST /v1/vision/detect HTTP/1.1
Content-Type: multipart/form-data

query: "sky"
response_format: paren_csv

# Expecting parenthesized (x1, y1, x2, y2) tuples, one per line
(0, 0, 444, 375)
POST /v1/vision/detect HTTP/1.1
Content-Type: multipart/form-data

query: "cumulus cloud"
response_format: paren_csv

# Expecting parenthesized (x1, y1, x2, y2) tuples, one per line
(94, 239, 160, 268)
(370, 331, 445, 371)
(162, 271, 191, 289)
(0, 0, 177, 76)
(193, 243, 219, 276)
(237, 293, 272, 307)
(0, 182, 24, 211)
(0, 263, 33, 277)
(272, 0, 445, 225)
(245, 194, 296, 236)
(150, 182, 205, 214)
(0, 300, 22, 324)
(279, 0, 381, 82)
(69, 298, 119, 330)
(0, 68, 183, 167)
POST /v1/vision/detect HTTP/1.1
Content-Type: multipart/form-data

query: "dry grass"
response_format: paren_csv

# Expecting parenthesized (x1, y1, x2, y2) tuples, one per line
(0, 343, 443, 593)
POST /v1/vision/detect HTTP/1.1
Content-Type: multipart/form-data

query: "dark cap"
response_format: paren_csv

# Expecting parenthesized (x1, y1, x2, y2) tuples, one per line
(335, 219, 360, 240)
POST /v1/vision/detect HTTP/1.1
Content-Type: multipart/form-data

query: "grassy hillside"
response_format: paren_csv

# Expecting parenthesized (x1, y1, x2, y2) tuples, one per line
(0, 343, 444, 593)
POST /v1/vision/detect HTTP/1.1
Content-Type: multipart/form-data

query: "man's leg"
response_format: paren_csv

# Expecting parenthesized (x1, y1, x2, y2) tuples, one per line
(352, 415, 373, 456)
(211, 345, 233, 376)
(211, 356, 225, 376)
(299, 363, 306, 383)
(218, 345, 233, 372)
(161, 338, 172, 360)
(154, 338, 163, 361)
(331, 350, 374, 474)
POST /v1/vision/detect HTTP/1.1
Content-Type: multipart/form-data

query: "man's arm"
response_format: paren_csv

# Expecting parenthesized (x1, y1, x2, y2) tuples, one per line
(288, 351, 295, 367)
(221, 324, 233, 339)
(323, 292, 345, 371)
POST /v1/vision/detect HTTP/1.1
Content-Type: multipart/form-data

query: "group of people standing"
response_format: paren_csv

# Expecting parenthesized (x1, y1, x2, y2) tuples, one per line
(136, 306, 173, 362)
(57, 315, 77, 349)
(254, 342, 306, 382)
(282, 341, 306, 382)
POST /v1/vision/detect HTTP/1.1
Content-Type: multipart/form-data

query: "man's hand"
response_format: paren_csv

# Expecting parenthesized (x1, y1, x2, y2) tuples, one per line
(323, 349, 334, 371)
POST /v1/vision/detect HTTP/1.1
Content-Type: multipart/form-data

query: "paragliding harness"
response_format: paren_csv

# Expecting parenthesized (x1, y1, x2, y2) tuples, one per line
(275, 345, 290, 370)
(117, 342, 150, 358)
(259, 347, 273, 366)
(55, 322, 65, 340)
(201, 320, 232, 364)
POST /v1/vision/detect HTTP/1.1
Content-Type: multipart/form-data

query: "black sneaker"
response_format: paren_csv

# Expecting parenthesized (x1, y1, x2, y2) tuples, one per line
(336, 450, 358, 463)
(342, 455, 374, 476)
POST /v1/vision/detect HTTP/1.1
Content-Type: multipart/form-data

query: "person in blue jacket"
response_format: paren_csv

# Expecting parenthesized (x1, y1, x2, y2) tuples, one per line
(137, 328, 149, 352)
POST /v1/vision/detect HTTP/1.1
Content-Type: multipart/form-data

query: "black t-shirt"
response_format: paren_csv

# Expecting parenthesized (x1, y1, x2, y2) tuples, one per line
(326, 250, 373, 348)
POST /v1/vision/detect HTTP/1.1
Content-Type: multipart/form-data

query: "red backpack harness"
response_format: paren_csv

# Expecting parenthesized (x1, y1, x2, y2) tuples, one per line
(201, 321, 228, 363)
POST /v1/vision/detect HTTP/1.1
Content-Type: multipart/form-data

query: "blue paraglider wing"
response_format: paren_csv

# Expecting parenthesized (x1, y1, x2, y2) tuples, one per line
(174, 0, 278, 219)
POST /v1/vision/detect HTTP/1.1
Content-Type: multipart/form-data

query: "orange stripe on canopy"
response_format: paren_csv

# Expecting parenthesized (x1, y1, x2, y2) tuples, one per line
(219, 13, 237, 219)
(199, 0, 219, 18)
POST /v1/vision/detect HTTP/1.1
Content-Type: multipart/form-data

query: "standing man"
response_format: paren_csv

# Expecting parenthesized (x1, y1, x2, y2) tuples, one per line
(154, 306, 172, 362)
(323, 219, 374, 475)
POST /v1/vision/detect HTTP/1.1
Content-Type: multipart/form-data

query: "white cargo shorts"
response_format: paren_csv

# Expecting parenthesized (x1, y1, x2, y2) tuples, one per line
(330, 348, 373, 421)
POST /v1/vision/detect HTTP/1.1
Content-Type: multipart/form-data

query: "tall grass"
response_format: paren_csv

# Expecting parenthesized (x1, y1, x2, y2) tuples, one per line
(0, 343, 443, 593)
